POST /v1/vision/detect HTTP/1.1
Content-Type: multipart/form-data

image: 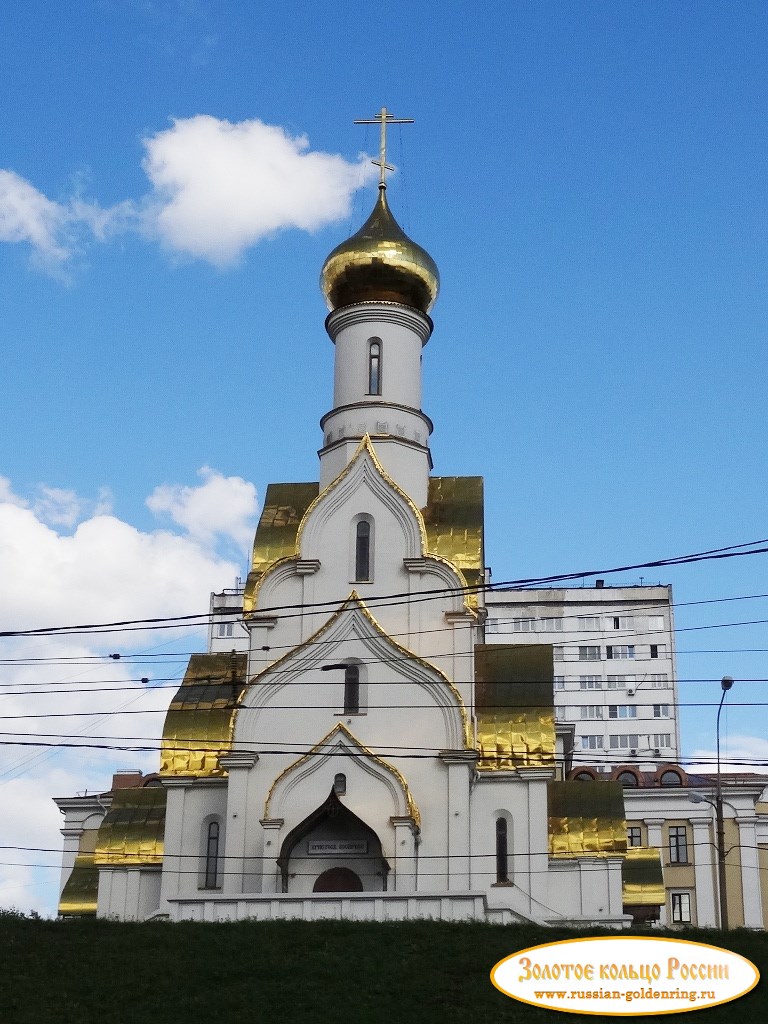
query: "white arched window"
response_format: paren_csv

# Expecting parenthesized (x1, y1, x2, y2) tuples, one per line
(203, 819, 221, 889)
(351, 515, 374, 583)
(344, 665, 360, 715)
(368, 338, 382, 395)
(495, 817, 510, 883)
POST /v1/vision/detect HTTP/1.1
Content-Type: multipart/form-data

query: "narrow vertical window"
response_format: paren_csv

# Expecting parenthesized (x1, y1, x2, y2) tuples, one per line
(334, 772, 347, 795)
(368, 339, 382, 395)
(495, 817, 509, 883)
(205, 820, 220, 889)
(355, 520, 371, 581)
(344, 665, 360, 715)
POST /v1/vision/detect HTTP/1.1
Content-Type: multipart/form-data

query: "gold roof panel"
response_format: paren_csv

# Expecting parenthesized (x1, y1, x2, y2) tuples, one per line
(424, 476, 484, 603)
(58, 850, 98, 916)
(94, 787, 166, 867)
(160, 652, 247, 776)
(243, 482, 319, 613)
(548, 781, 628, 858)
(622, 846, 665, 906)
(475, 644, 555, 770)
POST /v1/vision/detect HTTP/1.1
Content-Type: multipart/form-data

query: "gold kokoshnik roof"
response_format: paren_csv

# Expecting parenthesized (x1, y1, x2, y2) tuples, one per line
(160, 653, 247, 777)
(622, 846, 665, 907)
(548, 780, 628, 857)
(93, 787, 167, 866)
(474, 644, 556, 769)
(320, 186, 439, 314)
(244, 476, 484, 614)
(58, 849, 99, 916)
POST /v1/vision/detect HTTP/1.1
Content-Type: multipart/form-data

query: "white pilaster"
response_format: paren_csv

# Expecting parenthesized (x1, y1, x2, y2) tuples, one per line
(690, 818, 717, 927)
(219, 752, 259, 895)
(736, 816, 764, 928)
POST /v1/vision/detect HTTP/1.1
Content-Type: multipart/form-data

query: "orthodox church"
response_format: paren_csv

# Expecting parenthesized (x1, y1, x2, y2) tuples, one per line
(55, 113, 663, 926)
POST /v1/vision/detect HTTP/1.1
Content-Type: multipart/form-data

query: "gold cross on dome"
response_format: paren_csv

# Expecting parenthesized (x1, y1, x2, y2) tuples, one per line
(354, 106, 414, 187)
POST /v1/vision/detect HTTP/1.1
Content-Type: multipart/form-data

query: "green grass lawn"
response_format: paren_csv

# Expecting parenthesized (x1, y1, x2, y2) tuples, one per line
(1, 915, 766, 1023)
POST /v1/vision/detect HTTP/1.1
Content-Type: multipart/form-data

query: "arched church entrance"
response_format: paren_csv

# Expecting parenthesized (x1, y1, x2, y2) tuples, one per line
(278, 788, 389, 894)
(313, 867, 363, 892)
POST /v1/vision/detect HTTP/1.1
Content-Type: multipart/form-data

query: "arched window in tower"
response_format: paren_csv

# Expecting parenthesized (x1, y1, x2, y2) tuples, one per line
(495, 817, 510, 883)
(334, 772, 347, 795)
(344, 665, 360, 715)
(368, 338, 382, 395)
(355, 519, 371, 581)
(204, 820, 220, 889)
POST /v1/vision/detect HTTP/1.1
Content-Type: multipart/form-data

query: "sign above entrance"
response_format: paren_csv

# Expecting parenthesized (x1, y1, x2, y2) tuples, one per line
(308, 841, 368, 856)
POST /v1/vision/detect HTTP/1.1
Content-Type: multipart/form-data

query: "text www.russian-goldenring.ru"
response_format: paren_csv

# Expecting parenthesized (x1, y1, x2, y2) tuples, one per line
(534, 989, 717, 1004)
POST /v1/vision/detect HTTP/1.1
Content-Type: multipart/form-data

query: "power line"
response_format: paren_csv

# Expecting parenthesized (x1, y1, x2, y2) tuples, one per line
(2, 536, 767, 640)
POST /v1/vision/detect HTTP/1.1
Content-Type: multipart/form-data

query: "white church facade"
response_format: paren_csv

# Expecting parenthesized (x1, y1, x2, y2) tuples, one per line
(56, 115, 765, 928)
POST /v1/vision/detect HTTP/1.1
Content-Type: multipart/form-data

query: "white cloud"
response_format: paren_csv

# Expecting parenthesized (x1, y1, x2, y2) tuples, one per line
(0, 468, 258, 915)
(32, 486, 85, 528)
(686, 734, 768, 775)
(0, 114, 374, 273)
(141, 115, 374, 264)
(0, 476, 27, 507)
(146, 464, 257, 552)
(0, 170, 70, 265)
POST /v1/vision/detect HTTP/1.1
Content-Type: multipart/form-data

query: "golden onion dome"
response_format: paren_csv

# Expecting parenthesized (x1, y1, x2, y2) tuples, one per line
(321, 185, 439, 314)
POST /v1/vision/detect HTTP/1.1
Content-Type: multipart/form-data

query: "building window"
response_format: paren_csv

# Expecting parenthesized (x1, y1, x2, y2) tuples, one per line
(580, 706, 603, 719)
(553, 646, 564, 661)
(609, 705, 637, 719)
(649, 674, 668, 687)
(627, 825, 642, 847)
(355, 519, 371, 581)
(650, 645, 659, 659)
(334, 772, 347, 795)
(553, 676, 565, 691)
(554, 707, 567, 722)
(539, 617, 563, 632)
(609, 734, 639, 749)
(344, 665, 360, 715)
(607, 675, 633, 689)
(653, 704, 671, 718)
(579, 675, 602, 689)
(578, 646, 600, 661)
(648, 616, 665, 632)
(651, 734, 672, 749)
(578, 616, 601, 631)
(495, 817, 509, 883)
(511, 618, 536, 632)
(613, 616, 633, 629)
(671, 891, 692, 923)
(617, 771, 639, 787)
(607, 645, 635, 660)
(581, 735, 603, 750)
(368, 338, 382, 395)
(660, 769, 682, 786)
(204, 821, 220, 889)
(669, 826, 689, 864)
(217, 622, 233, 638)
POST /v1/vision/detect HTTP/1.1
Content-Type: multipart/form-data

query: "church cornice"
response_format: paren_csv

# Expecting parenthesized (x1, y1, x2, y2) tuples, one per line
(325, 301, 433, 345)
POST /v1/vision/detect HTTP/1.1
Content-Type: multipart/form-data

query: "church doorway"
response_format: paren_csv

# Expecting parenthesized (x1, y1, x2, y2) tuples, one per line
(313, 867, 363, 892)
(278, 788, 389, 894)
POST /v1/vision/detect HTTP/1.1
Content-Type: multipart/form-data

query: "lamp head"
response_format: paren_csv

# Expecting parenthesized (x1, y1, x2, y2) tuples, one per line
(721, 676, 734, 692)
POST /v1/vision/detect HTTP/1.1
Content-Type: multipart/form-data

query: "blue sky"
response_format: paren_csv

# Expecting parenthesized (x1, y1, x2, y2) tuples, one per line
(1, 0, 767, 913)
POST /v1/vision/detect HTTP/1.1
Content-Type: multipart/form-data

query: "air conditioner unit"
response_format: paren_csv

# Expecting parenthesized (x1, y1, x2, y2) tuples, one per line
(629, 748, 637, 756)
(627, 688, 635, 696)
(654, 748, 660, 756)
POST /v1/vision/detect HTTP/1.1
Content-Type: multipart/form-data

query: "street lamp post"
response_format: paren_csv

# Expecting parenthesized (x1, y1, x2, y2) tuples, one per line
(715, 675, 734, 930)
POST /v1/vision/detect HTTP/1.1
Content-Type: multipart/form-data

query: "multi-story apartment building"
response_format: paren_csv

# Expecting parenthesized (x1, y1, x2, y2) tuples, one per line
(484, 583, 679, 770)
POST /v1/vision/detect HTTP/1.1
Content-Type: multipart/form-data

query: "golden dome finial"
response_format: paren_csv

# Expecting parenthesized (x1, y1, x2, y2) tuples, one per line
(320, 107, 439, 314)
